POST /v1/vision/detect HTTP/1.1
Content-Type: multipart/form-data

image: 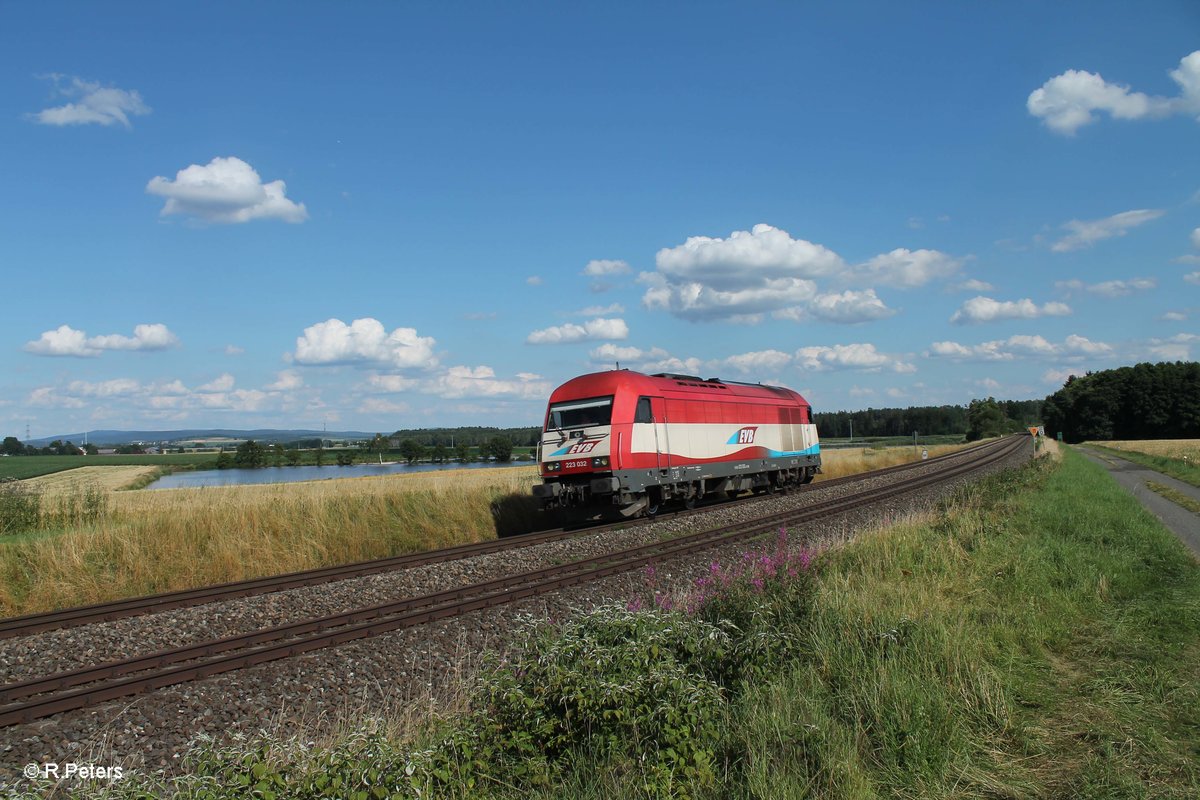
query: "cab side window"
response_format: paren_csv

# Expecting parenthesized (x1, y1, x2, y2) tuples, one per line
(635, 397, 654, 423)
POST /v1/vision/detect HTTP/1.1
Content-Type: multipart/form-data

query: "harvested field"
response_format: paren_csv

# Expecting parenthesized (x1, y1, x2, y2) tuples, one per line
(21, 466, 162, 495)
(1093, 439, 1199, 461)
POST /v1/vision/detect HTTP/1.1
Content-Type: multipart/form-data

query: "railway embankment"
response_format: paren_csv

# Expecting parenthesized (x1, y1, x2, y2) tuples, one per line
(10, 442, 1198, 798)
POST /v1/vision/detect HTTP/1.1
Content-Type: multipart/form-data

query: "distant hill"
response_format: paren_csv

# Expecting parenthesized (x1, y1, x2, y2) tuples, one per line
(28, 429, 377, 446)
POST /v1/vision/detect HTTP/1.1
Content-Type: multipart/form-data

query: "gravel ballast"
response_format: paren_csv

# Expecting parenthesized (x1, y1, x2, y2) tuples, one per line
(0, 441, 1029, 781)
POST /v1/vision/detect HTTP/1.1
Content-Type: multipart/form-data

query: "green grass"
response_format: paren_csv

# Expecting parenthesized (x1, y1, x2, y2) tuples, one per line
(23, 450, 1200, 799)
(1089, 444, 1200, 489)
(0, 453, 218, 480)
(1147, 481, 1200, 515)
(723, 450, 1200, 798)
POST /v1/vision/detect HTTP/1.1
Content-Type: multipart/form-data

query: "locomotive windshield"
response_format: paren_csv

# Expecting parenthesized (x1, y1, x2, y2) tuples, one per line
(546, 396, 613, 429)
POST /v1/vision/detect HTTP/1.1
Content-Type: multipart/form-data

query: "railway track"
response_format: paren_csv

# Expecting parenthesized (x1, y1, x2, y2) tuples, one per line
(0, 438, 1003, 640)
(0, 436, 1024, 728)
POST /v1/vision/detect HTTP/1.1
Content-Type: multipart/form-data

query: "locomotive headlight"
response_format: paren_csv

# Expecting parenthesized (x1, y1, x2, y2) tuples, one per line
(591, 456, 609, 468)
(544, 461, 561, 472)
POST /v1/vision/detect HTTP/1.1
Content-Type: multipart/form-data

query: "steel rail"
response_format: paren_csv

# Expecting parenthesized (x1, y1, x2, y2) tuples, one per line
(0, 437, 1023, 727)
(0, 438, 1002, 640)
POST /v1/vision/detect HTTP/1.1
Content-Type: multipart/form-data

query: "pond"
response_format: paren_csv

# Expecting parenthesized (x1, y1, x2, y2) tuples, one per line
(145, 459, 533, 489)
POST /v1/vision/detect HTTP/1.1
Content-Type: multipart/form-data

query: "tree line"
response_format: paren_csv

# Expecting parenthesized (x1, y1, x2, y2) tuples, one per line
(1042, 361, 1200, 443)
(2, 438, 100, 456)
(814, 400, 1042, 439)
(213, 435, 520, 469)
(386, 426, 542, 448)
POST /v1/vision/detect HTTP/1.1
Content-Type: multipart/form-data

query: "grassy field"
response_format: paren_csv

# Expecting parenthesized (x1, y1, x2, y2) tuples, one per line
(1097, 439, 1200, 460)
(0, 453, 218, 481)
(60, 444, 1200, 799)
(0, 444, 968, 617)
(21, 465, 163, 495)
(1087, 439, 1200, 489)
(0, 467, 541, 615)
(814, 442, 966, 480)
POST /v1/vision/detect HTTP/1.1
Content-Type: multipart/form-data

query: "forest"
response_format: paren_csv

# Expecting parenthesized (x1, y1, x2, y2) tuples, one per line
(814, 400, 1042, 439)
(1041, 361, 1200, 443)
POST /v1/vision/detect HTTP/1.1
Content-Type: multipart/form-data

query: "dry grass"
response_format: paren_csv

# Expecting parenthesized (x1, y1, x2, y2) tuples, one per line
(22, 465, 162, 495)
(1093, 439, 1200, 461)
(815, 442, 971, 481)
(0, 446, 968, 617)
(1, 467, 541, 616)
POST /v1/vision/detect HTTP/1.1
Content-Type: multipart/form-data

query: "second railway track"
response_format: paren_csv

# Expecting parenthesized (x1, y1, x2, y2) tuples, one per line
(0, 437, 1007, 641)
(0, 436, 1025, 728)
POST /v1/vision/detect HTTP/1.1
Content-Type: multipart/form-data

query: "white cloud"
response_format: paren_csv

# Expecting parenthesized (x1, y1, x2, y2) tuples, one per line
(224, 344, 245, 356)
(642, 272, 817, 321)
(655, 224, 843, 289)
(1145, 333, 1198, 361)
(25, 323, 178, 357)
(852, 248, 961, 288)
(1027, 50, 1200, 135)
(577, 303, 624, 316)
(293, 318, 437, 368)
(424, 366, 550, 399)
(641, 223, 961, 323)
(366, 374, 421, 393)
(1160, 311, 1188, 321)
(198, 373, 235, 392)
(1186, 272, 1200, 285)
(526, 317, 629, 344)
(929, 341, 973, 358)
(719, 349, 793, 374)
(794, 343, 913, 373)
(951, 278, 995, 292)
(1088, 278, 1156, 297)
(1192, 227, 1200, 249)
(950, 296, 1071, 324)
(586, 343, 706, 375)
(1056, 277, 1157, 297)
(28, 387, 85, 409)
(1176, 255, 1200, 266)
(30, 75, 150, 128)
(1050, 209, 1164, 252)
(589, 343, 669, 364)
(1042, 368, 1078, 385)
(146, 156, 308, 224)
(582, 259, 631, 276)
(27, 373, 298, 416)
(926, 334, 1111, 361)
(65, 378, 142, 398)
(526, 276, 543, 286)
(358, 398, 411, 415)
(88, 323, 179, 351)
(267, 370, 303, 391)
(849, 385, 876, 397)
(803, 289, 895, 323)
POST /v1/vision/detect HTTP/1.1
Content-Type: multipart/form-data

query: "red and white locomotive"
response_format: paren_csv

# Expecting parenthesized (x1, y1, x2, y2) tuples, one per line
(531, 369, 821, 517)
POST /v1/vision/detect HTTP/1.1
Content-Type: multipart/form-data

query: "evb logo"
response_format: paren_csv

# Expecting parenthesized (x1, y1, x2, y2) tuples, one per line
(728, 427, 757, 445)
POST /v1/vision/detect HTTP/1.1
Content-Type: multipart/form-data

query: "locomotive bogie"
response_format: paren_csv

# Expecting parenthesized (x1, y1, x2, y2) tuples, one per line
(532, 370, 822, 516)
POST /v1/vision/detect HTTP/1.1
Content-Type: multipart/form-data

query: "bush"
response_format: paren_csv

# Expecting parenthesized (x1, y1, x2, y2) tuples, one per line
(0, 481, 40, 534)
(412, 608, 736, 796)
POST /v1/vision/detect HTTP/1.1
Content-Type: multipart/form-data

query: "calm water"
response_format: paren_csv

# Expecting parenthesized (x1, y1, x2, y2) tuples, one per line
(146, 460, 531, 489)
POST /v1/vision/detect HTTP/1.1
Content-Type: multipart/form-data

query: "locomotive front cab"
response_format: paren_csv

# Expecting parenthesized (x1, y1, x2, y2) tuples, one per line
(532, 394, 617, 507)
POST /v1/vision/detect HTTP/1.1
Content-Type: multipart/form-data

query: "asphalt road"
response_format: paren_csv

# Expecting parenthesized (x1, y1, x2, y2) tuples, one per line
(1077, 446, 1200, 559)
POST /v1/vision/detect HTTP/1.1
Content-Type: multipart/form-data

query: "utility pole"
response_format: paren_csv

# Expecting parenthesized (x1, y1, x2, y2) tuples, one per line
(849, 418, 853, 443)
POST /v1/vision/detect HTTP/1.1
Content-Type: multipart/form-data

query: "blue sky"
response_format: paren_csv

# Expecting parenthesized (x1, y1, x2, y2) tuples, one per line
(2, 2, 1197, 438)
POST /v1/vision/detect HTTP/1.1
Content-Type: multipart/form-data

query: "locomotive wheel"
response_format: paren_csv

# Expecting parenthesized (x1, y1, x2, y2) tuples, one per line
(683, 494, 697, 510)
